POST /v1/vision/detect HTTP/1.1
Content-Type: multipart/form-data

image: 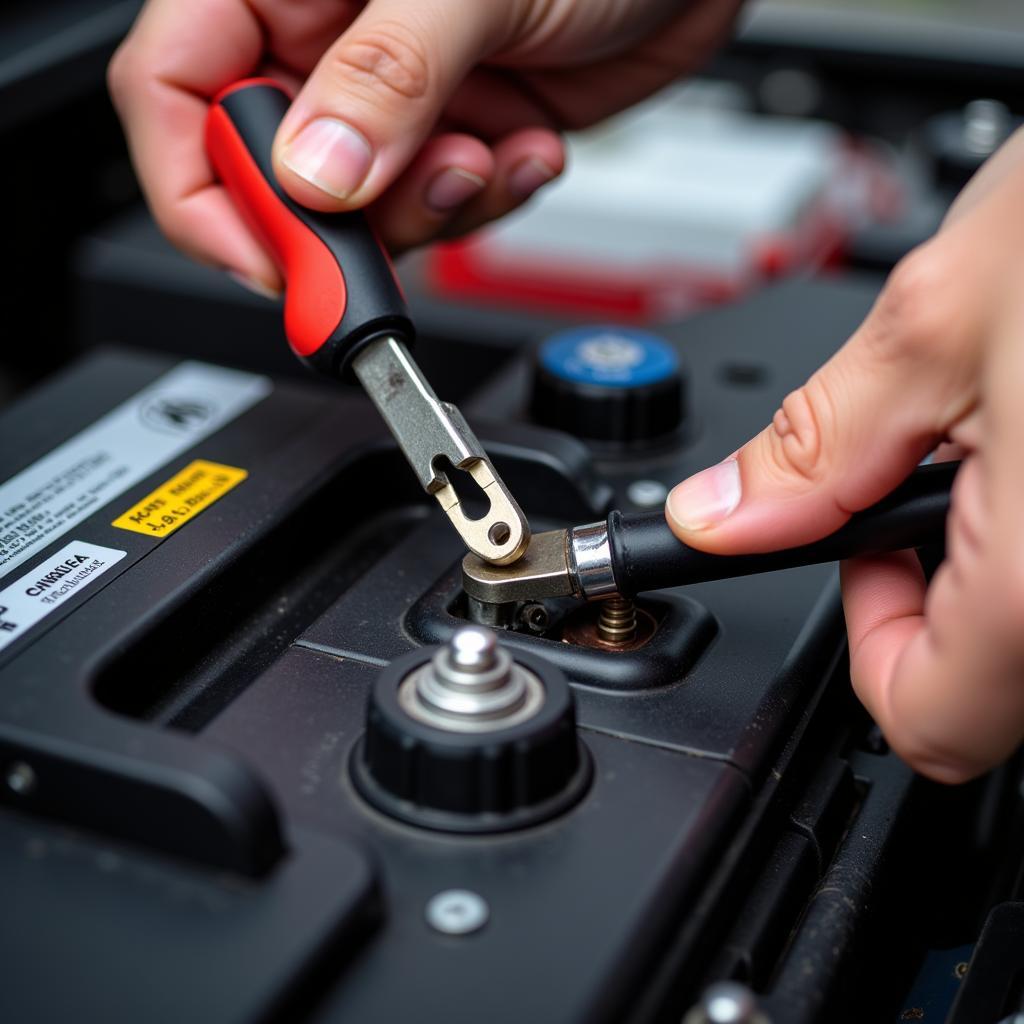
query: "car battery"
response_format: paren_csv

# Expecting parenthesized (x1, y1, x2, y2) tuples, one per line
(0, 277, 982, 1023)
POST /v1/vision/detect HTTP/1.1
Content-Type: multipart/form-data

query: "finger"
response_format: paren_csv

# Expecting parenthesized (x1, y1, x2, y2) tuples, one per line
(933, 441, 969, 463)
(840, 454, 969, 701)
(272, 0, 514, 211)
(843, 284, 1024, 782)
(842, 460, 1019, 782)
(108, 0, 281, 292)
(442, 69, 559, 141)
(368, 125, 563, 252)
(367, 133, 494, 252)
(665, 240, 984, 554)
(518, 0, 745, 130)
(441, 127, 564, 237)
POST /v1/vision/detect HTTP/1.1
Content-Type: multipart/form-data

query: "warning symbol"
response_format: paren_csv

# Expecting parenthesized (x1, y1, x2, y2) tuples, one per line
(140, 395, 215, 434)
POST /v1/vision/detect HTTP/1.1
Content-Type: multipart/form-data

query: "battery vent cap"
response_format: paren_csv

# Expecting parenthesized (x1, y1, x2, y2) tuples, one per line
(530, 325, 685, 446)
(351, 628, 591, 833)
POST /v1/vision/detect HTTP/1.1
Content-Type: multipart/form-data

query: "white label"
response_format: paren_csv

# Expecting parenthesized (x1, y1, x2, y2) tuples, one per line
(0, 362, 271, 578)
(0, 541, 127, 652)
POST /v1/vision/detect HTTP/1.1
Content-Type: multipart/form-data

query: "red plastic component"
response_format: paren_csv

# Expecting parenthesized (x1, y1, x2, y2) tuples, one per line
(429, 192, 850, 321)
(205, 99, 346, 358)
(427, 243, 742, 322)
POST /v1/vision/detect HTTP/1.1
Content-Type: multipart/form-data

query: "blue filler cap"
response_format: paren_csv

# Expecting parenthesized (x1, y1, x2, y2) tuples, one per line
(531, 325, 684, 446)
(538, 326, 679, 389)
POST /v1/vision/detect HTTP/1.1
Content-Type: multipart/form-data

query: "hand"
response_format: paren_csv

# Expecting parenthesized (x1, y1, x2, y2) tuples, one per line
(108, 0, 743, 296)
(664, 129, 1024, 784)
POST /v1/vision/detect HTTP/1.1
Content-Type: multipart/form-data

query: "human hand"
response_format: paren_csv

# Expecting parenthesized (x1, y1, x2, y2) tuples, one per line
(665, 129, 1024, 783)
(108, 0, 743, 296)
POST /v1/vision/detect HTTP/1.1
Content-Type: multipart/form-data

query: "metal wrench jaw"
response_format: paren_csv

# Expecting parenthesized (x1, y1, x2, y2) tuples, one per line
(433, 458, 531, 565)
(352, 336, 531, 565)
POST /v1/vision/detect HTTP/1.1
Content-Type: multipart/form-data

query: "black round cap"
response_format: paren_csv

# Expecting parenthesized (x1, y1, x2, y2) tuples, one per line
(530, 325, 685, 446)
(351, 645, 590, 833)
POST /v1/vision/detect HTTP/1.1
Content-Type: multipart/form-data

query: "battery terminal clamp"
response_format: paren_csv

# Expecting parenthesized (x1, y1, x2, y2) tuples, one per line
(206, 79, 529, 565)
(462, 461, 957, 613)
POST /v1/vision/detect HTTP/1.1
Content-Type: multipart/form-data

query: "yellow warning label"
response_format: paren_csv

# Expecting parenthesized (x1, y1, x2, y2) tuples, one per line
(112, 460, 247, 537)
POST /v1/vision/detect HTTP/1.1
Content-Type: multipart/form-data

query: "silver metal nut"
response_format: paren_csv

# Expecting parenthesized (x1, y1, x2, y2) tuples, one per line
(425, 889, 489, 935)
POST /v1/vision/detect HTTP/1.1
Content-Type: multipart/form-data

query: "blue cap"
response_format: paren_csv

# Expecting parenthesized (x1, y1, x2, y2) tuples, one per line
(538, 326, 679, 389)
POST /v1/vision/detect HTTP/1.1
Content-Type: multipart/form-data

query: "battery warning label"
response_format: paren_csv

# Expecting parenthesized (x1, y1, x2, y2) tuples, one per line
(0, 361, 270, 580)
(112, 460, 248, 537)
(0, 541, 126, 654)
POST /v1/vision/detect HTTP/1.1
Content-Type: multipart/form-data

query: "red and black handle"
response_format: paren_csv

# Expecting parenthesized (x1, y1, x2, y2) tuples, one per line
(205, 79, 412, 378)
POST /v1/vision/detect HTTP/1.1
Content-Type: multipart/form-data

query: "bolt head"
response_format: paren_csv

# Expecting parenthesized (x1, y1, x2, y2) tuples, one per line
(449, 627, 498, 671)
(425, 889, 489, 935)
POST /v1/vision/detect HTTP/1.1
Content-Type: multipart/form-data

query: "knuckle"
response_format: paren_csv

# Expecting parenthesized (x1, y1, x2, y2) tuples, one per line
(328, 23, 431, 103)
(766, 376, 838, 486)
(865, 243, 956, 363)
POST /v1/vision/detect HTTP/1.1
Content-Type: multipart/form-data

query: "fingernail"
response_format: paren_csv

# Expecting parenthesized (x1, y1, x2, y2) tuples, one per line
(281, 117, 372, 199)
(666, 459, 742, 531)
(425, 167, 486, 213)
(228, 270, 281, 300)
(507, 156, 556, 200)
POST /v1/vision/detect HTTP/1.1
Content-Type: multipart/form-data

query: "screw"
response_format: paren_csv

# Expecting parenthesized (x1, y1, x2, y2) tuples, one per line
(519, 602, 550, 634)
(597, 596, 637, 645)
(6, 762, 37, 796)
(425, 889, 489, 935)
(449, 627, 498, 671)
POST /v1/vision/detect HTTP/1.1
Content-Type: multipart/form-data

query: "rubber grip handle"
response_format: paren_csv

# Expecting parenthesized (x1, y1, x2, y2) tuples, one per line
(607, 460, 957, 597)
(205, 79, 412, 379)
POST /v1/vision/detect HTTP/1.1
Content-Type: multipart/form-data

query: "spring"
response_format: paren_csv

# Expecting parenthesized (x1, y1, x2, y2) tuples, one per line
(596, 596, 637, 645)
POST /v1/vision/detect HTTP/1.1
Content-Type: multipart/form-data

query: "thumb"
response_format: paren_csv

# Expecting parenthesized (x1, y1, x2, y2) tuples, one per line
(272, 0, 507, 211)
(665, 246, 979, 554)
